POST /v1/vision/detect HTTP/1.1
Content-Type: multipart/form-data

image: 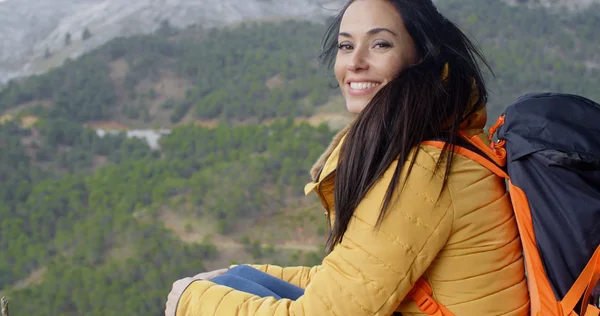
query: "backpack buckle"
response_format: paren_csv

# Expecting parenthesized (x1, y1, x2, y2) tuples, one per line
(415, 294, 441, 315)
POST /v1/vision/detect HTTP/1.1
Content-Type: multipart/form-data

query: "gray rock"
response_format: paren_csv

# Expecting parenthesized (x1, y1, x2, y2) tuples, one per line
(0, 0, 345, 83)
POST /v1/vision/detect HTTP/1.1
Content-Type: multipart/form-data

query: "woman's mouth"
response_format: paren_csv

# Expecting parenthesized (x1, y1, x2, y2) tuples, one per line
(347, 81, 381, 96)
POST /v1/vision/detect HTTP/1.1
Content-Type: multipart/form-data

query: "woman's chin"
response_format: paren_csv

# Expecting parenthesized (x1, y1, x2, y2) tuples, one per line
(345, 102, 367, 114)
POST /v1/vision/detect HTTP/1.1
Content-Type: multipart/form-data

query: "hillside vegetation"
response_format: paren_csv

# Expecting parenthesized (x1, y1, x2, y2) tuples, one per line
(0, 0, 599, 314)
(0, 117, 331, 315)
(0, 1, 598, 126)
(438, 0, 600, 119)
(0, 20, 336, 127)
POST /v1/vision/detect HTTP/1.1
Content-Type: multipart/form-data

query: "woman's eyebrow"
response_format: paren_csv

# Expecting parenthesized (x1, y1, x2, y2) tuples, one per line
(339, 27, 397, 38)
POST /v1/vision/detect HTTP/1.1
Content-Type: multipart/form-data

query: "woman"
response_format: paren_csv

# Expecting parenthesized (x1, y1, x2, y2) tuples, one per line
(165, 0, 530, 315)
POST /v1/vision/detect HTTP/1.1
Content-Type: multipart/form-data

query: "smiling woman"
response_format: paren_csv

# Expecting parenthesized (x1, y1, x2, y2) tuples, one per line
(334, 0, 419, 113)
(165, 1, 530, 315)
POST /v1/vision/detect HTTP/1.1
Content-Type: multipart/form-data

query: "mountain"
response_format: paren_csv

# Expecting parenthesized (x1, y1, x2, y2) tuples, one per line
(0, 0, 344, 83)
(0, 18, 340, 316)
(0, 19, 354, 132)
(2, 0, 598, 129)
(2, 0, 599, 84)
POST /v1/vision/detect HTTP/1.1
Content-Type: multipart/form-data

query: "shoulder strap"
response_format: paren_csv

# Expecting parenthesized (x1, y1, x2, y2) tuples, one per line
(562, 245, 600, 315)
(422, 136, 600, 316)
(452, 137, 503, 167)
(408, 136, 508, 316)
(422, 136, 509, 179)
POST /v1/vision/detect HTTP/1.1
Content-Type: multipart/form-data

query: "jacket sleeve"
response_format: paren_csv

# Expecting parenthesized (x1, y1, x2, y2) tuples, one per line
(231, 264, 322, 289)
(176, 151, 454, 316)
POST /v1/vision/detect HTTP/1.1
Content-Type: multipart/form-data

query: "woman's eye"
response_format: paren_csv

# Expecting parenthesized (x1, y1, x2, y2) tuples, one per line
(338, 43, 353, 51)
(373, 41, 392, 49)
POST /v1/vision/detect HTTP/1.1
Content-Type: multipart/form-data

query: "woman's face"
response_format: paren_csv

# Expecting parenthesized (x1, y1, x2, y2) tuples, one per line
(334, 0, 419, 114)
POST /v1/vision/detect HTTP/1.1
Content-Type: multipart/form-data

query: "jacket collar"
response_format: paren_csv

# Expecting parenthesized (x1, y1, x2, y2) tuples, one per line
(309, 122, 352, 182)
(303, 122, 352, 195)
(303, 86, 489, 195)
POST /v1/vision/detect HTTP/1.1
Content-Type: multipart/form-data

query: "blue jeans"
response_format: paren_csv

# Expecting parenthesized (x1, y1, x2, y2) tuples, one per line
(211, 265, 305, 300)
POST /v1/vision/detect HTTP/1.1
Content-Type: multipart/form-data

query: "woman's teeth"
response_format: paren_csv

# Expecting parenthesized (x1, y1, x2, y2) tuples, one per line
(350, 82, 380, 90)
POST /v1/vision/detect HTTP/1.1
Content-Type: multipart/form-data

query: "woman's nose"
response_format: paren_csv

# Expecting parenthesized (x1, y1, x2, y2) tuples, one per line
(347, 48, 369, 72)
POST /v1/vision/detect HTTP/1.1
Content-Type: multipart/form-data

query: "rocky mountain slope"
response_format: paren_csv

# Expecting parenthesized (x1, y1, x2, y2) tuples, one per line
(2, 0, 599, 84)
(0, 0, 344, 83)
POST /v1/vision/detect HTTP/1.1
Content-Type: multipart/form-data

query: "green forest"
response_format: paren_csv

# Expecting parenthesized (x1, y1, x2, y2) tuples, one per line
(1, 0, 599, 314)
(0, 117, 332, 315)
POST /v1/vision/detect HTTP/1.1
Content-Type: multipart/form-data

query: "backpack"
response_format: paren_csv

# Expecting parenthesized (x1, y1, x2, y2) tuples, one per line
(410, 92, 600, 316)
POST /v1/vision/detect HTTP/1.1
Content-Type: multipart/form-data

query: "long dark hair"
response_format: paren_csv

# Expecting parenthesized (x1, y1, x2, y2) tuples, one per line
(319, 0, 493, 252)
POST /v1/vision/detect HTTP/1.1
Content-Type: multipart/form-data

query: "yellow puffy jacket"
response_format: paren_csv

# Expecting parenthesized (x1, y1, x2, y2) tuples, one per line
(176, 106, 530, 315)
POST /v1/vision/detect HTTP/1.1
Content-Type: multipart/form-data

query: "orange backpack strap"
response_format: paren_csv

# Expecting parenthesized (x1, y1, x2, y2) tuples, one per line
(506, 181, 562, 315)
(408, 278, 455, 316)
(585, 305, 600, 316)
(422, 133, 508, 179)
(409, 136, 507, 316)
(423, 135, 600, 316)
(561, 245, 600, 316)
(422, 136, 560, 314)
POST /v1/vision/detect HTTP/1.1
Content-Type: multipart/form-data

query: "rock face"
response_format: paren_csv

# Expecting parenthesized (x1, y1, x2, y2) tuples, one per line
(0, 0, 345, 83)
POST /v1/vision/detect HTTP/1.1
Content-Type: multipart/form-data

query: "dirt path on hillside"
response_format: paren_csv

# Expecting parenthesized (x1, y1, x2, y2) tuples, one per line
(213, 239, 319, 252)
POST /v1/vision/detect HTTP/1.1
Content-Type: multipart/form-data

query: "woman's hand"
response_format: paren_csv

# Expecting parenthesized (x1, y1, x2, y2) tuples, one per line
(165, 268, 229, 316)
(192, 268, 229, 280)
